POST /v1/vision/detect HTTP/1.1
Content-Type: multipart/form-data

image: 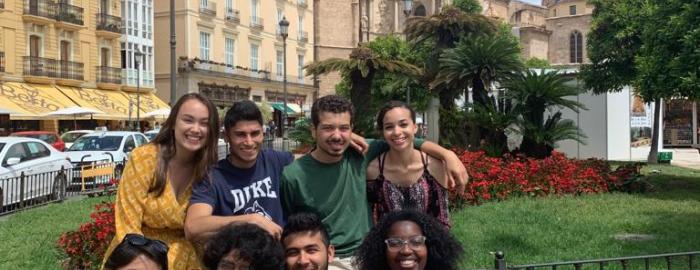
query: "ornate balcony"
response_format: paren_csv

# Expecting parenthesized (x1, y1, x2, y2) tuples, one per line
(250, 16, 264, 31)
(297, 0, 307, 8)
(298, 31, 308, 43)
(23, 56, 57, 83)
(55, 2, 84, 29)
(0, 52, 5, 73)
(96, 66, 122, 90)
(199, 1, 216, 17)
(96, 13, 122, 38)
(225, 8, 240, 24)
(23, 0, 57, 25)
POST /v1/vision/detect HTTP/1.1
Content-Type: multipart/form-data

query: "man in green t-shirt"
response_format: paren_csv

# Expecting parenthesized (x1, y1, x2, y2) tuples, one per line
(281, 95, 467, 270)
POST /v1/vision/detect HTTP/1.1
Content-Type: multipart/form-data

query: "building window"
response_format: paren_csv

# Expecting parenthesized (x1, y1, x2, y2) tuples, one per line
(226, 0, 234, 13)
(297, 54, 304, 82)
(553, 9, 557, 17)
(276, 50, 283, 79)
(251, 44, 259, 71)
(569, 5, 576, 15)
(253, 95, 262, 102)
(200, 31, 211, 60)
(298, 15, 303, 37)
(225, 38, 235, 66)
(277, 8, 283, 34)
(251, 0, 258, 18)
(570, 31, 583, 63)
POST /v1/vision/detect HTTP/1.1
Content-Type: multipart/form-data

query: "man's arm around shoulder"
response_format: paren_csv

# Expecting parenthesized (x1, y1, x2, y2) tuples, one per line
(185, 204, 283, 244)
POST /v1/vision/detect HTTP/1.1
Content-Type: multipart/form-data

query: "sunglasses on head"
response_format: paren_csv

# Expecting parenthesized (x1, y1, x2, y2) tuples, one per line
(124, 234, 169, 255)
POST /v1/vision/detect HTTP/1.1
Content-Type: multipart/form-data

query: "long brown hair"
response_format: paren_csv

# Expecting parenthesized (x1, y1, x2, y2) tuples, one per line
(149, 93, 220, 196)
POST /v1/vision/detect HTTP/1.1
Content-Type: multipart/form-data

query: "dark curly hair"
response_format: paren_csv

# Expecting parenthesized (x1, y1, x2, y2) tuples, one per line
(354, 210, 464, 270)
(202, 223, 284, 270)
(311, 95, 354, 127)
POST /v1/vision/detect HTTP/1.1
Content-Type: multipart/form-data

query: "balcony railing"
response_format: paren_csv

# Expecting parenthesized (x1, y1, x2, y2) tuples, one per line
(96, 13, 122, 33)
(225, 8, 240, 23)
(96, 66, 121, 84)
(199, 1, 216, 16)
(57, 2, 84, 25)
(23, 56, 58, 77)
(24, 0, 57, 20)
(250, 16, 264, 30)
(0, 52, 5, 72)
(298, 31, 308, 43)
(297, 0, 307, 8)
(58, 60, 84, 80)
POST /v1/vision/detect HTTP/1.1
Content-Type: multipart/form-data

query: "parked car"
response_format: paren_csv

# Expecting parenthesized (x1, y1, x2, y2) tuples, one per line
(60, 130, 95, 149)
(10, 131, 66, 152)
(144, 129, 160, 141)
(64, 131, 149, 186)
(0, 137, 73, 209)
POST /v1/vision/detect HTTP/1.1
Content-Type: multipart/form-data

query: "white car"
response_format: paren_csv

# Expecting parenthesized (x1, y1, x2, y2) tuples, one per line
(60, 130, 95, 149)
(144, 129, 160, 141)
(0, 137, 73, 209)
(64, 131, 149, 186)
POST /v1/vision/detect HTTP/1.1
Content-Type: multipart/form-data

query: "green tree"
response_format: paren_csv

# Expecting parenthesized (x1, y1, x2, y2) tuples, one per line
(505, 70, 586, 158)
(524, 57, 551, 69)
(305, 45, 421, 134)
(454, 0, 482, 14)
(581, 0, 700, 163)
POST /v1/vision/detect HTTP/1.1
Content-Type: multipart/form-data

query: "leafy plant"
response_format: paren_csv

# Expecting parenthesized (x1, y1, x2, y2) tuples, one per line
(56, 201, 115, 270)
(288, 117, 314, 153)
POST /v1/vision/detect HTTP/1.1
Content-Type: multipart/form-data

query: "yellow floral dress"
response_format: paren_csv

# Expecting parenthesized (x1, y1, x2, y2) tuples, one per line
(103, 144, 203, 270)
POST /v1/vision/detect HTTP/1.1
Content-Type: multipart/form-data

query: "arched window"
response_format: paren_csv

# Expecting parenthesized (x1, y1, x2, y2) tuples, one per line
(414, 5, 427, 16)
(569, 31, 583, 63)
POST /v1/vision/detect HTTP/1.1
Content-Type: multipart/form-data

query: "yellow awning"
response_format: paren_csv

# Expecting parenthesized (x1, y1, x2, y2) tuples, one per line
(55, 86, 133, 120)
(0, 82, 79, 120)
(122, 91, 171, 116)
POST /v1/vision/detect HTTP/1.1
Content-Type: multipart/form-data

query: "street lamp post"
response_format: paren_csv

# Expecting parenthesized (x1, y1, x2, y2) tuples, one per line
(170, 0, 176, 105)
(135, 48, 144, 132)
(403, 0, 413, 104)
(279, 17, 289, 151)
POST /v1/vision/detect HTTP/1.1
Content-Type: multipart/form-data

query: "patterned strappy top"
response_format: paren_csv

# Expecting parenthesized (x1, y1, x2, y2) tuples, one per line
(367, 152, 450, 228)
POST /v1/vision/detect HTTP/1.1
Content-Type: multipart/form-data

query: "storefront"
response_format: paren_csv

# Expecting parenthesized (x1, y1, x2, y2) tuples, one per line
(663, 100, 698, 147)
(0, 82, 170, 133)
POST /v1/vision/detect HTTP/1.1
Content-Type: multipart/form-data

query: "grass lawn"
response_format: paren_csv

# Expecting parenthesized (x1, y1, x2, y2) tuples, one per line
(453, 164, 700, 269)
(0, 164, 698, 269)
(0, 196, 110, 269)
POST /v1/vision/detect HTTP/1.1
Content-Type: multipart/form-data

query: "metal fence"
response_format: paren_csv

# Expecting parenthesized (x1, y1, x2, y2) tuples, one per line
(0, 140, 304, 216)
(495, 251, 700, 270)
(0, 161, 123, 216)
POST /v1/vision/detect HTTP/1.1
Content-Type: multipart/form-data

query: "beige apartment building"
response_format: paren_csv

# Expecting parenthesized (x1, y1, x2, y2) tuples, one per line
(0, 0, 166, 133)
(153, 0, 317, 124)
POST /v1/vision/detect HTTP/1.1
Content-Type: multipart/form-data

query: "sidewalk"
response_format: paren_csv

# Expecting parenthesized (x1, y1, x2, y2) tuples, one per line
(669, 148, 700, 171)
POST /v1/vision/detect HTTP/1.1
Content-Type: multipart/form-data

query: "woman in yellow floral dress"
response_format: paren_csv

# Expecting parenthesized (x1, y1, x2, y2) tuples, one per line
(103, 93, 220, 270)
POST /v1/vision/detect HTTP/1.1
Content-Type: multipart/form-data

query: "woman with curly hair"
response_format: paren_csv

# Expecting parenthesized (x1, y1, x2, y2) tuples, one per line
(355, 210, 463, 270)
(202, 223, 284, 270)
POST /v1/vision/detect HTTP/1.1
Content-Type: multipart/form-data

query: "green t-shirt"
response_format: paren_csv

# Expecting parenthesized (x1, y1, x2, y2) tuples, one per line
(280, 139, 424, 257)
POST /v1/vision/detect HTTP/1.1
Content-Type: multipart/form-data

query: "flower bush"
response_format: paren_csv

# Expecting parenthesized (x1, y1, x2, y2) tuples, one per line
(56, 201, 116, 270)
(450, 150, 645, 207)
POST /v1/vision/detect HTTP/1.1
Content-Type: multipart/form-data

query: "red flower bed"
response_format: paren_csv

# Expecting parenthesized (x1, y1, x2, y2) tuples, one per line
(451, 150, 641, 206)
(56, 201, 115, 269)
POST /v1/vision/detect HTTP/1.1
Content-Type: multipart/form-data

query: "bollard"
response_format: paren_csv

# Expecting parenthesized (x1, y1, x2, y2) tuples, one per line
(19, 172, 25, 208)
(495, 251, 507, 270)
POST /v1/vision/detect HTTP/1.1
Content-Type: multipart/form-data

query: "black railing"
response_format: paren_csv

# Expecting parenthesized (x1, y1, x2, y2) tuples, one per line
(0, 168, 68, 215)
(495, 251, 700, 270)
(199, 1, 216, 16)
(24, 0, 57, 20)
(23, 56, 58, 77)
(96, 13, 122, 33)
(225, 9, 240, 23)
(56, 2, 84, 25)
(58, 60, 84, 80)
(299, 31, 309, 43)
(96, 66, 122, 84)
(0, 52, 5, 73)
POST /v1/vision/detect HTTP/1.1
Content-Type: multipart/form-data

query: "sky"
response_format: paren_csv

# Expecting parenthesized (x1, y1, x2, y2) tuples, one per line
(518, 0, 543, 5)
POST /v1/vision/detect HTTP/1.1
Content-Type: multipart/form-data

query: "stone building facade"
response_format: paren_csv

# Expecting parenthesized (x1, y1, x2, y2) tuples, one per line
(314, 0, 593, 97)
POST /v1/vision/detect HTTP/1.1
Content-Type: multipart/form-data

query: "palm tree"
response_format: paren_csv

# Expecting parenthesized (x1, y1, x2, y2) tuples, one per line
(405, 6, 498, 109)
(432, 34, 524, 107)
(305, 45, 420, 129)
(504, 70, 587, 158)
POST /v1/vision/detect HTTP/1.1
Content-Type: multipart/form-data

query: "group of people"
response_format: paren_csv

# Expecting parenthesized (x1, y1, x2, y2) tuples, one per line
(101, 93, 469, 270)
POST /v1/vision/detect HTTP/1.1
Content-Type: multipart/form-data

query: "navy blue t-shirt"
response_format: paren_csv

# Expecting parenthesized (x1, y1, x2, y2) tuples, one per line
(190, 149, 293, 226)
